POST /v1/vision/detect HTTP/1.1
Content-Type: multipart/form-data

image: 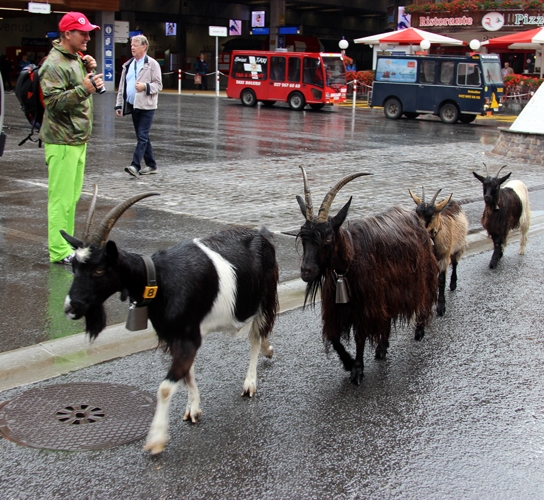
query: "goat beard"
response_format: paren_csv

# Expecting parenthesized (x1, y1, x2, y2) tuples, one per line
(304, 276, 323, 308)
(84, 304, 107, 340)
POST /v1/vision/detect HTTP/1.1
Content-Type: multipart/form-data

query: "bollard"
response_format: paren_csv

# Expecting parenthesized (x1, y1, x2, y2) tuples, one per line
(178, 69, 182, 94)
(352, 81, 357, 110)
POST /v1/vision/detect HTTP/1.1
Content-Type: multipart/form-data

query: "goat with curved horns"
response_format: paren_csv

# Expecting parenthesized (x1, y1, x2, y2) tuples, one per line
(61, 187, 279, 455)
(409, 187, 468, 317)
(473, 164, 530, 269)
(296, 167, 438, 385)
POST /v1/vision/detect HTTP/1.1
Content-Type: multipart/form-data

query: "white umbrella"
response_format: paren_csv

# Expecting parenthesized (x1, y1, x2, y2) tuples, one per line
(354, 27, 465, 49)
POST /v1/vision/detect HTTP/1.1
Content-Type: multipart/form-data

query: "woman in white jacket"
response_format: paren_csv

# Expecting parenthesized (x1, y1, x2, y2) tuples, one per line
(115, 35, 163, 177)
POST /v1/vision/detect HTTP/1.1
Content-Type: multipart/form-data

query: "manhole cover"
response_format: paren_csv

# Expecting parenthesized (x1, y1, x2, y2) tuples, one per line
(0, 382, 156, 451)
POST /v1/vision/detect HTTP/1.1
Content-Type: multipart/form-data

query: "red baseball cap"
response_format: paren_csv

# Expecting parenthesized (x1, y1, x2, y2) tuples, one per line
(58, 12, 100, 32)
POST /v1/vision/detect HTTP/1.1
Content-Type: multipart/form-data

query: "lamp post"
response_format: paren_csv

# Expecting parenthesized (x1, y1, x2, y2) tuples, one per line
(339, 37, 349, 56)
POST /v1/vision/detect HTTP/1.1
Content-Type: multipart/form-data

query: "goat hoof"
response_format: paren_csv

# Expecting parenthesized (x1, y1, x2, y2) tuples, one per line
(449, 282, 457, 291)
(143, 440, 166, 455)
(414, 328, 425, 341)
(242, 381, 256, 398)
(437, 304, 445, 317)
(183, 408, 201, 423)
(349, 366, 364, 386)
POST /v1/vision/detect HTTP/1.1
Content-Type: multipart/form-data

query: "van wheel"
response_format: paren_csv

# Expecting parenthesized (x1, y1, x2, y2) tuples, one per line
(289, 92, 306, 111)
(241, 89, 257, 107)
(439, 103, 459, 124)
(459, 113, 477, 124)
(384, 98, 403, 119)
(404, 112, 419, 119)
(310, 103, 325, 111)
(262, 100, 276, 107)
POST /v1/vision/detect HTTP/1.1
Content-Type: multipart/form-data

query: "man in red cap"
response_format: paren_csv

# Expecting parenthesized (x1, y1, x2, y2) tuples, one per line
(39, 12, 104, 264)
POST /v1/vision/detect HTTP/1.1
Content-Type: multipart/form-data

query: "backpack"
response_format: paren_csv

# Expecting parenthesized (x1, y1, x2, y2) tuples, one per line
(15, 62, 45, 146)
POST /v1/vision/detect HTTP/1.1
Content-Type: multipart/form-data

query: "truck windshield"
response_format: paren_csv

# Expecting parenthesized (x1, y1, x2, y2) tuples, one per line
(482, 61, 503, 85)
(322, 56, 346, 86)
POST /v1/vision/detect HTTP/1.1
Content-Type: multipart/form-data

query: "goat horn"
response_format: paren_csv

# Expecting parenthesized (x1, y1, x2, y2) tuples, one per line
(496, 165, 507, 177)
(89, 192, 160, 248)
(430, 188, 442, 205)
(483, 162, 489, 176)
(299, 166, 315, 221)
(422, 186, 426, 203)
(82, 184, 99, 244)
(317, 172, 371, 223)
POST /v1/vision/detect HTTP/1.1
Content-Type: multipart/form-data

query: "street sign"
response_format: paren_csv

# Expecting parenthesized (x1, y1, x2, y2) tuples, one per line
(209, 26, 227, 37)
(114, 20, 129, 43)
(28, 2, 51, 14)
(104, 24, 114, 82)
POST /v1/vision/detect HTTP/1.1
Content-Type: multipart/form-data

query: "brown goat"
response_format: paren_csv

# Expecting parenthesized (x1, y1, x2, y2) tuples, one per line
(409, 187, 468, 317)
(296, 168, 438, 385)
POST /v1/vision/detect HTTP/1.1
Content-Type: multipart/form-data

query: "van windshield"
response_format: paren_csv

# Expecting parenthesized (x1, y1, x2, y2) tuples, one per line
(482, 61, 503, 85)
(322, 56, 346, 86)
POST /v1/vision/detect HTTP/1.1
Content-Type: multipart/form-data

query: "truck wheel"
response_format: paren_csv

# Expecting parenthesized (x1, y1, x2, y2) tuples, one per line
(459, 113, 477, 124)
(404, 112, 420, 119)
(288, 92, 306, 111)
(384, 98, 403, 119)
(241, 89, 257, 107)
(439, 103, 459, 124)
(309, 103, 325, 111)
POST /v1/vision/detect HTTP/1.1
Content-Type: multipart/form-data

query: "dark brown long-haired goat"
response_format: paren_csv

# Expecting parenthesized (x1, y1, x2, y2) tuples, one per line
(409, 187, 468, 317)
(296, 167, 438, 385)
(61, 188, 278, 455)
(473, 164, 530, 269)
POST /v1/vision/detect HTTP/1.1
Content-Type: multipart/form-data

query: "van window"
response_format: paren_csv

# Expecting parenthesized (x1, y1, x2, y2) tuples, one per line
(458, 63, 481, 86)
(419, 61, 436, 83)
(288, 57, 301, 82)
(440, 61, 455, 85)
(303, 57, 324, 87)
(482, 61, 502, 85)
(270, 56, 286, 81)
(230, 54, 268, 80)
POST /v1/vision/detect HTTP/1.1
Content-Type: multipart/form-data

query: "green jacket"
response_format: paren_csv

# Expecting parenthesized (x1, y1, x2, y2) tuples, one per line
(39, 41, 93, 145)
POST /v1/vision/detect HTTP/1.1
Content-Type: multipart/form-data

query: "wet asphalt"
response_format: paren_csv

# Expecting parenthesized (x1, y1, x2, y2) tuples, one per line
(1, 90, 544, 498)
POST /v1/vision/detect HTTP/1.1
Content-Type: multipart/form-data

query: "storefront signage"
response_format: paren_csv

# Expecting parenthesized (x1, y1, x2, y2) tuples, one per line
(482, 12, 505, 31)
(420, 16, 473, 27)
(28, 2, 51, 14)
(514, 14, 544, 25)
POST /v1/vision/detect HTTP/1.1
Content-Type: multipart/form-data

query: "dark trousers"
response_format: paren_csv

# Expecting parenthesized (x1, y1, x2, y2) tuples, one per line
(199, 74, 208, 90)
(130, 108, 156, 169)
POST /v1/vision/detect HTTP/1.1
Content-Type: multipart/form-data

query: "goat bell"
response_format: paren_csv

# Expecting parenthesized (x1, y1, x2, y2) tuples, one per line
(126, 302, 149, 331)
(335, 274, 350, 304)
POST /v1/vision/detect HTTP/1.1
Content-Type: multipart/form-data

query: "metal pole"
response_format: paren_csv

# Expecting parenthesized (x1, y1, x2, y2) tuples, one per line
(352, 81, 357, 110)
(178, 69, 182, 94)
(216, 36, 219, 97)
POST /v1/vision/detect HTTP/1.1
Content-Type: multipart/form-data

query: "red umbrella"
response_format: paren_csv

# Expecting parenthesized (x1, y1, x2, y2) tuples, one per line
(354, 27, 464, 48)
(482, 27, 544, 76)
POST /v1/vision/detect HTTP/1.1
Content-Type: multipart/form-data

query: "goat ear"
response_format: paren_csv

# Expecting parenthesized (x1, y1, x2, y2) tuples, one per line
(435, 193, 453, 212)
(104, 240, 119, 262)
(296, 195, 307, 220)
(409, 189, 422, 205)
(473, 172, 485, 183)
(60, 230, 83, 249)
(331, 197, 352, 231)
(498, 172, 512, 185)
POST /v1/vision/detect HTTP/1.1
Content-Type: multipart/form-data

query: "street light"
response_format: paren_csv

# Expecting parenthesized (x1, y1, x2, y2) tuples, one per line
(339, 36, 349, 56)
(420, 39, 431, 52)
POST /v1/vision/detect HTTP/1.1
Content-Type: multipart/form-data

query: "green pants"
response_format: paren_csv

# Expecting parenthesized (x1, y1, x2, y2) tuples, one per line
(45, 143, 87, 262)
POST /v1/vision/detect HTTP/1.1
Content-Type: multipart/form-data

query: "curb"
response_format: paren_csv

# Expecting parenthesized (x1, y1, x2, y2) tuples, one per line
(1, 217, 543, 393)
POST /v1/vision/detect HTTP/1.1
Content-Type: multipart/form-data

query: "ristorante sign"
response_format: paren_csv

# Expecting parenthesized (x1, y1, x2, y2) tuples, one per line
(420, 15, 473, 27)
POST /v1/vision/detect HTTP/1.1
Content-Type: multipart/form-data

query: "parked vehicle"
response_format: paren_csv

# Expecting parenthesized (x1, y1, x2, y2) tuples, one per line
(226, 50, 347, 110)
(369, 53, 504, 124)
(0, 73, 5, 156)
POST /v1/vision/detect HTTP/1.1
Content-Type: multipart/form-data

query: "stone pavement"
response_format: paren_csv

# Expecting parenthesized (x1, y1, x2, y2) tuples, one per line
(1, 89, 544, 390)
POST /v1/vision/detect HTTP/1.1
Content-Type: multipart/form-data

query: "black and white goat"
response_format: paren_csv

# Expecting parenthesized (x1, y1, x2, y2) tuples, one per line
(62, 190, 279, 455)
(473, 165, 530, 269)
(409, 187, 468, 316)
(296, 168, 438, 385)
